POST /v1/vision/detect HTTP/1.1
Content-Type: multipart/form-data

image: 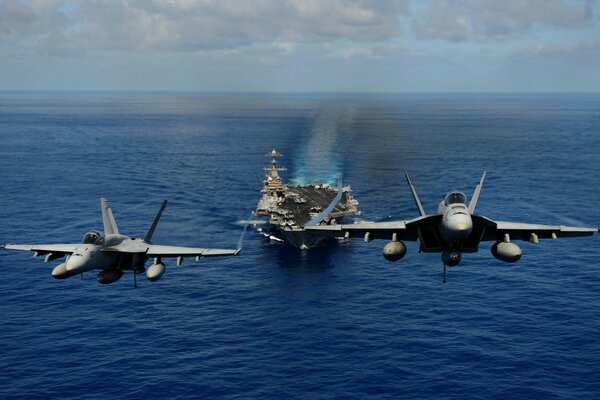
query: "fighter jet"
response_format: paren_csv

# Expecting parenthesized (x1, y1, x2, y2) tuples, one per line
(306, 172, 598, 282)
(2, 198, 240, 286)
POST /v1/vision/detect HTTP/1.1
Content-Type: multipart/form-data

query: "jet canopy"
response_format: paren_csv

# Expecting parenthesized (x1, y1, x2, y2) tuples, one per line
(444, 191, 467, 206)
(82, 231, 104, 245)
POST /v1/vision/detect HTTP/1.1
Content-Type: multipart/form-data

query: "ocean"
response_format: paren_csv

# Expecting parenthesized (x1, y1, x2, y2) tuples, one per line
(0, 92, 599, 399)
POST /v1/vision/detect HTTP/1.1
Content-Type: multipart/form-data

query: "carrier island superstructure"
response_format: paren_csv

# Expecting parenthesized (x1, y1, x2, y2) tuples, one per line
(255, 149, 359, 248)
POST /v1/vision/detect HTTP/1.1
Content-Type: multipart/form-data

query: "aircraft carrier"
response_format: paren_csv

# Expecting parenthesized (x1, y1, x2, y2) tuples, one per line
(255, 149, 359, 248)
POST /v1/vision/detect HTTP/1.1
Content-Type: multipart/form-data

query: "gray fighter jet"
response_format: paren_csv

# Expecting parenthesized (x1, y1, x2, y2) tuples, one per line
(2, 198, 240, 286)
(306, 172, 598, 282)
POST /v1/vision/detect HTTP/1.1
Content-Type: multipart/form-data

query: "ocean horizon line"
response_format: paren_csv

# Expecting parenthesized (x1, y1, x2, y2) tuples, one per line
(1, 89, 599, 96)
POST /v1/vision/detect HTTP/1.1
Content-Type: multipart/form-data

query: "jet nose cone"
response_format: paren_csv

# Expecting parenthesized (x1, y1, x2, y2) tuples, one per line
(446, 214, 473, 240)
(456, 222, 469, 231)
(66, 256, 87, 273)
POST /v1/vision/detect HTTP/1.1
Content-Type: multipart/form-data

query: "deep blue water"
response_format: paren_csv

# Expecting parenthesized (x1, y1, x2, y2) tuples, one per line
(1, 92, 599, 399)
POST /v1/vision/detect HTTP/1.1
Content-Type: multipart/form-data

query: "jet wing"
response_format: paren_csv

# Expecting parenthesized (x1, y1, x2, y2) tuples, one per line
(3, 243, 80, 254)
(102, 242, 240, 257)
(305, 215, 440, 242)
(305, 221, 414, 241)
(476, 217, 598, 242)
(307, 215, 597, 250)
(2, 243, 80, 261)
(146, 244, 241, 257)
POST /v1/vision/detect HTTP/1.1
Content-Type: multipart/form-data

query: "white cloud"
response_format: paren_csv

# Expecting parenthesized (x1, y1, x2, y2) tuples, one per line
(0, 0, 48, 41)
(1, 0, 599, 91)
(411, 0, 595, 42)
(2, 0, 596, 57)
(1, 0, 405, 53)
(511, 39, 600, 61)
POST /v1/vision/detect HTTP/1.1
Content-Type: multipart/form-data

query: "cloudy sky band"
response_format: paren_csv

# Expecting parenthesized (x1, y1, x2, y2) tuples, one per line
(0, 0, 598, 91)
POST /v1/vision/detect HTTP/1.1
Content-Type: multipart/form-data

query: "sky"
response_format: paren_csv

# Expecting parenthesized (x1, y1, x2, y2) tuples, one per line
(0, 0, 598, 92)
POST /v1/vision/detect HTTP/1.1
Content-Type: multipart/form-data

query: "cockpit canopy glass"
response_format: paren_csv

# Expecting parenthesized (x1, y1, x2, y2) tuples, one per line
(82, 231, 104, 245)
(445, 191, 467, 206)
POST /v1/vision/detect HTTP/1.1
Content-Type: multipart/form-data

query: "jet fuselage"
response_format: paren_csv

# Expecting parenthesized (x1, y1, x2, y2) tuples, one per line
(437, 191, 473, 242)
(4, 198, 240, 286)
(53, 233, 144, 278)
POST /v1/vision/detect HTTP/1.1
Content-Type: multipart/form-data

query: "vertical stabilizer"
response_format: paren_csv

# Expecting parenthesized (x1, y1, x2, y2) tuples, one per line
(100, 198, 119, 235)
(144, 200, 168, 243)
(405, 172, 426, 216)
(468, 171, 487, 214)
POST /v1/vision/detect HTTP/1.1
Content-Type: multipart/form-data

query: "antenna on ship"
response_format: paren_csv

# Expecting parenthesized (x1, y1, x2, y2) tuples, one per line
(264, 148, 287, 174)
(265, 148, 286, 172)
(263, 148, 287, 196)
(266, 148, 283, 158)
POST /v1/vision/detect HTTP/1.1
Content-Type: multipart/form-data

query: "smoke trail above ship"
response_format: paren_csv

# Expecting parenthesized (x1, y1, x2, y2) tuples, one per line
(290, 105, 354, 186)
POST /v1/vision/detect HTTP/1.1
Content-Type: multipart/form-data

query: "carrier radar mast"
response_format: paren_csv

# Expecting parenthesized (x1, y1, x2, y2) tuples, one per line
(263, 148, 287, 196)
